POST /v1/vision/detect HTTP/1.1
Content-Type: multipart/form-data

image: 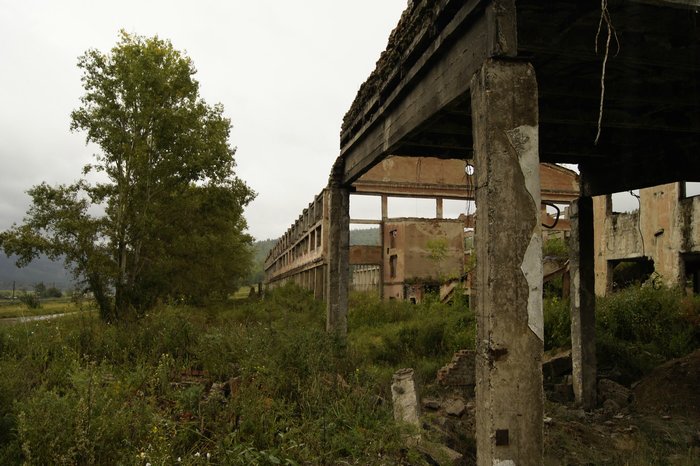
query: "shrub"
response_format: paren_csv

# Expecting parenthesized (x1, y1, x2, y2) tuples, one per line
(543, 236, 568, 259)
(19, 293, 40, 309)
(597, 285, 700, 383)
(544, 296, 571, 350)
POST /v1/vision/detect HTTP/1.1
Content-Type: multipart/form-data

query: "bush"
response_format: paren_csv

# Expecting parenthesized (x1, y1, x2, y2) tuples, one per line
(543, 236, 568, 259)
(544, 296, 571, 350)
(45, 287, 62, 298)
(19, 293, 40, 309)
(0, 286, 427, 465)
(348, 293, 475, 387)
(597, 285, 700, 383)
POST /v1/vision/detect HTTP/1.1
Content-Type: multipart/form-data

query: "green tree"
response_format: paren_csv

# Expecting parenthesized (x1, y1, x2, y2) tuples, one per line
(33, 282, 47, 297)
(0, 32, 254, 321)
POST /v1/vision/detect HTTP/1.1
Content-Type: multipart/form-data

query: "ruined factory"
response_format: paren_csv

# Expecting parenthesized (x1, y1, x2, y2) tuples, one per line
(265, 1, 700, 464)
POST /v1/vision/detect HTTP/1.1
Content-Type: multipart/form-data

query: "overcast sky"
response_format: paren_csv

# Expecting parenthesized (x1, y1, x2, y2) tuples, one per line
(0, 0, 414, 241)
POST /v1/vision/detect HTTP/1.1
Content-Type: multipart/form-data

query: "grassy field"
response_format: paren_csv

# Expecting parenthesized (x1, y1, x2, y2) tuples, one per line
(0, 284, 697, 465)
(0, 297, 78, 319)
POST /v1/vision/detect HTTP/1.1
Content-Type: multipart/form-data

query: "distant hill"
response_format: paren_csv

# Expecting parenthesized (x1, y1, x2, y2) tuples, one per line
(0, 230, 384, 290)
(246, 239, 276, 285)
(350, 227, 380, 246)
(0, 254, 73, 291)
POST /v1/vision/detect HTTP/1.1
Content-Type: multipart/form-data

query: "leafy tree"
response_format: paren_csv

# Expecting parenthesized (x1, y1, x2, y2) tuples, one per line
(33, 282, 47, 297)
(45, 286, 63, 298)
(0, 32, 254, 321)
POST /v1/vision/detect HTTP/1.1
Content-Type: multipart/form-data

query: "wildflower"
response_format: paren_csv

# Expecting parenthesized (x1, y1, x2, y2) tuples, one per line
(194, 452, 201, 457)
(207, 452, 211, 460)
(177, 458, 182, 462)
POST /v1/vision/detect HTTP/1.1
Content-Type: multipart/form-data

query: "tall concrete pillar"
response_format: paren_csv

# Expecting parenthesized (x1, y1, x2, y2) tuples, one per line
(593, 194, 613, 296)
(436, 197, 444, 219)
(471, 59, 543, 466)
(569, 196, 597, 409)
(326, 170, 350, 337)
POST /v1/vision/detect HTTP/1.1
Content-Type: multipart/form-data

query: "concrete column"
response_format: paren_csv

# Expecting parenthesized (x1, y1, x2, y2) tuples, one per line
(391, 368, 421, 428)
(593, 195, 613, 296)
(569, 196, 597, 409)
(436, 197, 444, 219)
(380, 194, 388, 300)
(471, 59, 543, 466)
(314, 266, 323, 300)
(326, 171, 350, 337)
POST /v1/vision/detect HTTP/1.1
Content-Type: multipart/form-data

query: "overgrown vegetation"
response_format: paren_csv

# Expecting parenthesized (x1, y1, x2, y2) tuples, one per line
(0, 284, 698, 464)
(0, 286, 468, 465)
(544, 285, 700, 383)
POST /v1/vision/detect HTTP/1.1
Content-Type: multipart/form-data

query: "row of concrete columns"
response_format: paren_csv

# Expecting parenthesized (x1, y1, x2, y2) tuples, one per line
(325, 59, 597, 466)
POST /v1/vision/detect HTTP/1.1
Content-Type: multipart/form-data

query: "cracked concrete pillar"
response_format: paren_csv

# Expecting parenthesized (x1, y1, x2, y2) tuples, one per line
(471, 59, 543, 466)
(391, 368, 421, 428)
(569, 196, 597, 409)
(326, 170, 349, 337)
(593, 194, 613, 297)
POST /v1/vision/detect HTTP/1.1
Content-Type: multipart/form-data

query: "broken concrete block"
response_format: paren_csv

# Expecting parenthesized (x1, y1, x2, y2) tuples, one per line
(444, 398, 466, 418)
(542, 348, 572, 379)
(392, 368, 420, 427)
(598, 379, 632, 408)
(422, 397, 441, 410)
(418, 440, 464, 465)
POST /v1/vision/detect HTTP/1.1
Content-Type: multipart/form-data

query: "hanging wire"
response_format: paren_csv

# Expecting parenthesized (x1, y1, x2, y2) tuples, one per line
(542, 202, 561, 229)
(594, 0, 620, 145)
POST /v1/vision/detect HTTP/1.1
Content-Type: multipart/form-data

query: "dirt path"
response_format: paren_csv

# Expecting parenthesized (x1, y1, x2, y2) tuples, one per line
(0, 311, 79, 325)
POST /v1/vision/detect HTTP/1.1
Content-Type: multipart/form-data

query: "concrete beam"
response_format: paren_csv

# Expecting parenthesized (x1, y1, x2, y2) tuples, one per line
(471, 58, 543, 466)
(326, 170, 350, 337)
(569, 197, 598, 409)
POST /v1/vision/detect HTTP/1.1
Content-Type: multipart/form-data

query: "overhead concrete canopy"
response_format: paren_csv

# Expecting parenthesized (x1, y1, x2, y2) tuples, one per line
(353, 156, 579, 202)
(337, 0, 700, 195)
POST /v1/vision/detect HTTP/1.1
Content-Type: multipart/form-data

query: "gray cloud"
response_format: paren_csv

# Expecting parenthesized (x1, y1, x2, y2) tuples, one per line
(0, 0, 408, 240)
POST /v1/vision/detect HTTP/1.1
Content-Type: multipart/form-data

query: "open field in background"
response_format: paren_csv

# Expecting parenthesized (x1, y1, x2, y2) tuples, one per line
(0, 297, 80, 319)
(0, 284, 697, 464)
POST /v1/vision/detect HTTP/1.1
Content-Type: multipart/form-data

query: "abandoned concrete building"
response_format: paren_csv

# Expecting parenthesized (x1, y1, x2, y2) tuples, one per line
(264, 160, 579, 303)
(594, 182, 700, 295)
(266, 1, 699, 464)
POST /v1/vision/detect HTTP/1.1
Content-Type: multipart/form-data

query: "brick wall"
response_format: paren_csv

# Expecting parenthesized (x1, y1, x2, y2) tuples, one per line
(437, 349, 475, 387)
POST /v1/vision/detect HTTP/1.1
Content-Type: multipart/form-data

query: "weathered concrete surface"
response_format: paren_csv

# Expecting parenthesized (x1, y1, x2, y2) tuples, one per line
(353, 155, 579, 203)
(382, 219, 464, 301)
(471, 59, 543, 466)
(349, 245, 382, 266)
(594, 183, 700, 296)
(437, 349, 476, 388)
(391, 368, 421, 428)
(570, 197, 597, 410)
(326, 171, 349, 336)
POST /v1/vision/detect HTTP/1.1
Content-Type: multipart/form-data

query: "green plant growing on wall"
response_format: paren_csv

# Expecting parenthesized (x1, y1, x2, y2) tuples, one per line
(426, 238, 449, 283)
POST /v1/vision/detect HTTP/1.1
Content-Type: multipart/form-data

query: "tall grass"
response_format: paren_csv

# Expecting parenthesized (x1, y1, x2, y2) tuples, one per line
(543, 285, 700, 383)
(1, 284, 473, 465)
(2, 283, 696, 464)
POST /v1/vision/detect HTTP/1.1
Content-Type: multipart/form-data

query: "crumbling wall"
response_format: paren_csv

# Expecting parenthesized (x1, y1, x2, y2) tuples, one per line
(437, 349, 475, 388)
(594, 183, 700, 295)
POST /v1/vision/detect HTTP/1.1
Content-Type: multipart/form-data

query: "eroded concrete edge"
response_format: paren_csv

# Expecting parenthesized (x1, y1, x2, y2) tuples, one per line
(506, 124, 543, 341)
